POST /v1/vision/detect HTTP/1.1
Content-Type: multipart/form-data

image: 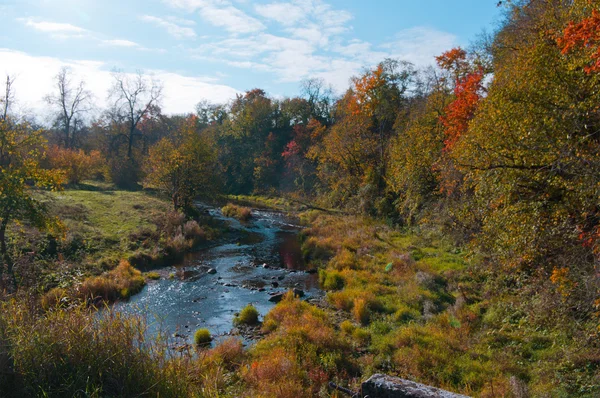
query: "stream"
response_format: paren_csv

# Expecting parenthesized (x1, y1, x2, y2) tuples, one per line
(114, 204, 321, 346)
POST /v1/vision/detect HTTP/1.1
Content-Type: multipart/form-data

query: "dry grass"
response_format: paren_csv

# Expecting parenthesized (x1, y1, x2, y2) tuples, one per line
(222, 203, 252, 221)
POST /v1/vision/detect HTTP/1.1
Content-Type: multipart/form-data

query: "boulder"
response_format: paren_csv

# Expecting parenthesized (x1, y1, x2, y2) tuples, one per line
(361, 374, 470, 398)
(268, 293, 285, 303)
(207, 268, 217, 275)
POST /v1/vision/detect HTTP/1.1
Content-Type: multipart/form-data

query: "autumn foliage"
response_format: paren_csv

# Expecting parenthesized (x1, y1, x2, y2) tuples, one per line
(439, 69, 485, 150)
(47, 145, 105, 184)
(558, 8, 600, 73)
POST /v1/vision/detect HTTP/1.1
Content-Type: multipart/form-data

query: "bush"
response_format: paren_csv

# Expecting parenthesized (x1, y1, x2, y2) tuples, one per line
(183, 220, 205, 240)
(194, 329, 212, 346)
(47, 145, 105, 184)
(222, 203, 252, 221)
(145, 272, 160, 280)
(340, 320, 355, 334)
(319, 269, 345, 290)
(234, 304, 259, 326)
(77, 260, 145, 303)
(41, 287, 68, 311)
(108, 157, 142, 189)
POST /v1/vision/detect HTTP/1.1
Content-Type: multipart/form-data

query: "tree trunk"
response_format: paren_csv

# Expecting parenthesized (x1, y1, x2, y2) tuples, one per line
(127, 126, 134, 159)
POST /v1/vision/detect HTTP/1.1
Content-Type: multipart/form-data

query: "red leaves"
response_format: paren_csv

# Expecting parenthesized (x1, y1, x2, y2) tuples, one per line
(558, 9, 600, 73)
(440, 69, 485, 150)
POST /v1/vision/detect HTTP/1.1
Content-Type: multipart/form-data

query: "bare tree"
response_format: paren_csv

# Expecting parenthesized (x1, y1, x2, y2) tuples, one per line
(301, 78, 334, 125)
(0, 75, 15, 122)
(45, 67, 91, 148)
(109, 71, 163, 159)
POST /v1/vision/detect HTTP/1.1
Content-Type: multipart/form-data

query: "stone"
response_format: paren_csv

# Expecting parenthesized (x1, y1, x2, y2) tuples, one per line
(271, 282, 279, 288)
(361, 374, 470, 398)
(207, 268, 217, 274)
(277, 275, 285, 280)
(268, 293, 285, 303)
(293, 288, 304, 297)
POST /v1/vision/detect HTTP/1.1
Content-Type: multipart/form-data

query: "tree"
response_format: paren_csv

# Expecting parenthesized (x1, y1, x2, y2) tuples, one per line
(309, 59, 415, 213)
(45, 67, 91, 148)
(1, 75, 15, 122)
(0, 118, 63, 287)
(109, 71, 162, 159)
(450, 0, 600, 310)
(558, 8, 600, 73)
(301, 78, 334, 125)
(144, 116, 217, 213)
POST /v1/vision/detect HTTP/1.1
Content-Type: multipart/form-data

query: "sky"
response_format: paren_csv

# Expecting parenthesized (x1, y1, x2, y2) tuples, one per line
(0, 0, 503, 117)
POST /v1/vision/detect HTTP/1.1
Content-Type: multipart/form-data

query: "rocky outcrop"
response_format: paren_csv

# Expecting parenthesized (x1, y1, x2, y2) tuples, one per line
(361, 374, 470, 398)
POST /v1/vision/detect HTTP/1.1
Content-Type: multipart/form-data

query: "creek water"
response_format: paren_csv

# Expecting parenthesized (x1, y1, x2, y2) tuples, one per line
(114, 205, 321, 346)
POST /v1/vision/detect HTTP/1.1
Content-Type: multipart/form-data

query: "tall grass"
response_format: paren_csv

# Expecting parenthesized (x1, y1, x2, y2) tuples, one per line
(0, 300, 197, 398)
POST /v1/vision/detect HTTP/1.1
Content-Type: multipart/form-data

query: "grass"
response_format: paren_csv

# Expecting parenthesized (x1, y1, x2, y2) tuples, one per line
(49, 181, 172, 267)
(222, 203, 252, 221)
(225, 194, 300, 212)
(41, 260, 145, 308)
(234, 304, 260, 326)
(0, 301, 197, 398)
(194, 328, 212, 346)
(5, 193, 599, 397)
(10, 181, 219, 295)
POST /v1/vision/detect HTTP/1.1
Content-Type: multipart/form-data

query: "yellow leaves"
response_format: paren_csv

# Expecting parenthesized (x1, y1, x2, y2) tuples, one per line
(550, 267, 576, 298)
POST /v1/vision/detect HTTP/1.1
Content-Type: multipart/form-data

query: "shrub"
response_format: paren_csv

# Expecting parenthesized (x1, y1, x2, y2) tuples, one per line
(77, 260, 145, 303)
(194, 329, 212, 346)
(41, 287, 68, 311)
(145, 272, 160, 280)
(222, 203, 252, 221)
(47, 145, 105, 184)
(183, 220, 205, 240)
(394, 304, 420, 323)
(340, 320, 355, 334)
(203, 337, 244, 369)
(234, 304, 259, 326)
(352, 298, 370, 325)
(319, 269, 345, 290)
(108, 157, 142, 189)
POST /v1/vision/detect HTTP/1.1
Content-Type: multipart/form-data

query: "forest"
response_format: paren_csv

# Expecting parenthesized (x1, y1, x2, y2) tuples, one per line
(1, 0, 600, 396)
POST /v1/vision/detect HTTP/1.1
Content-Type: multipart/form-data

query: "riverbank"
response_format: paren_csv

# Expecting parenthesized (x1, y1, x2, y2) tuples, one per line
(1, 195, 597, 397)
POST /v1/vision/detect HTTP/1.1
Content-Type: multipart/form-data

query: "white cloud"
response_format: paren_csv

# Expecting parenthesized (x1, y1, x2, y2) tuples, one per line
(101, 39, 140, 47)
(18, 18, 88, 39)
(254, 3, 305, 25)
(164, 0, 265, 34)
(382, 27, 458, 66)
(255, 0, 352, 45)
(140, 15, 197, 39)
(0, 48, 240, 118)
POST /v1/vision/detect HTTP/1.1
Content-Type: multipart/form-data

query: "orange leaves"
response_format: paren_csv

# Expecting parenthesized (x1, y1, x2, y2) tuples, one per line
(435, 47, 468, 75)
(440, 70, 485, 151)
(351, 65, 386, 117)
(47, 145, 104, 184)
(558, 9, 600, 73)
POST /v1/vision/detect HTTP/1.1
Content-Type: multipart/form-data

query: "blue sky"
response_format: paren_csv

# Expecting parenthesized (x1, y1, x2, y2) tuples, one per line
(0, 0, 503, 116)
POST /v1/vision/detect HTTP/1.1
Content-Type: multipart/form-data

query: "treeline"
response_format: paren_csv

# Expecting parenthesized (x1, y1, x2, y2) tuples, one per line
(2, 0, 600, 320)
